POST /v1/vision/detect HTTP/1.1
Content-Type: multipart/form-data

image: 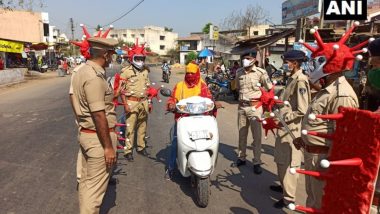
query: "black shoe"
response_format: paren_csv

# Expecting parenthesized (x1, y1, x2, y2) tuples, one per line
(273, 199, 292, 209)
(253, 164, 262, 174)
(137, 148, 149, 157)
(108, 177, 118, 185)
(233, 159, 246, 167)
(269, 185, 283, 193)
(165, 169, 174, 181)
(124, 153, 134, 162)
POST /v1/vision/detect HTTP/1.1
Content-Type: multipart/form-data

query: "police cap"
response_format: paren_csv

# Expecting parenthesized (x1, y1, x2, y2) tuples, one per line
(282, 50, 307, 61)
(87, 37, 118, 51)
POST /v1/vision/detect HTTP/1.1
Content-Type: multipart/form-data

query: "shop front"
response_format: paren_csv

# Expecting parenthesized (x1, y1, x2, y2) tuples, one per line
(0, 39, 27, 85)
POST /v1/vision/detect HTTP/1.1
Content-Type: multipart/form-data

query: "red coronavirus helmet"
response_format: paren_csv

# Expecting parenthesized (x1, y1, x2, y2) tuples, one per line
(70, 24, 114, 59)
(124, 38, 149, 70)
(300, 21, 374, 83)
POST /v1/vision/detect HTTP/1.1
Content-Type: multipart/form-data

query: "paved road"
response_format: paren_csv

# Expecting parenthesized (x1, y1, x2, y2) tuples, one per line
(0, 66, 305, 214)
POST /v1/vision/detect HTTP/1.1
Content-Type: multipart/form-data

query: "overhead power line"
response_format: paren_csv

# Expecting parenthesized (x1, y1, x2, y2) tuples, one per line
(101, 0, 145, 28)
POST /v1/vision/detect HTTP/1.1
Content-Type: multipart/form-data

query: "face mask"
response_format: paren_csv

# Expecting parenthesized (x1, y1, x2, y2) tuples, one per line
(243, 59, 253, 68)
(282, 64, 289, 71)
(185, 72, 199, 87)
(368, 68, 380, 90)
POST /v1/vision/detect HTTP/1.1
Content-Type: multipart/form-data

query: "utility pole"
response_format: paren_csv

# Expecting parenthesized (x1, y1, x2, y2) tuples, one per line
(70, 18, 75, 56)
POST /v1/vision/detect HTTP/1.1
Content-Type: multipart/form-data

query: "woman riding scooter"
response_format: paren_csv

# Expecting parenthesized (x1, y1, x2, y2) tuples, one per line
(165, 62, 221, 180)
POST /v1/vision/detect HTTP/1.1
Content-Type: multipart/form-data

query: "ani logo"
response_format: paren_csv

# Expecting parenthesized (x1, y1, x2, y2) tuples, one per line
(324, 0, 367, 20)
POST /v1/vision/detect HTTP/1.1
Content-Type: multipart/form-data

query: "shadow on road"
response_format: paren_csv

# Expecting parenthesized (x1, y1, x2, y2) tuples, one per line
(230, 207, 254, 214)
(212, 142, 287, 214)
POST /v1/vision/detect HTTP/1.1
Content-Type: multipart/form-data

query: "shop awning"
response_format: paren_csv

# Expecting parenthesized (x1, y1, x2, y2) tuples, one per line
(230, 28, 295, 55)
(30, 42, 49, 50)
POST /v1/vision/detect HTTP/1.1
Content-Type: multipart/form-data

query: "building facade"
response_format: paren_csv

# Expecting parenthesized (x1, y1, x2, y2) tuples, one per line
(108, 26, 178, 55)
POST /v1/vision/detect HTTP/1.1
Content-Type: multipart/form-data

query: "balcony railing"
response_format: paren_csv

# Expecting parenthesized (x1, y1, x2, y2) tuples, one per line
(180, 46, 197, 51)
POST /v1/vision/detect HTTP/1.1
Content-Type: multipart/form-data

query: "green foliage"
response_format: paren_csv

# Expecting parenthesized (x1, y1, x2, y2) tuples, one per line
(96, 24, 102, 31)
(202, 23, 213, 34)
(166, 48, 179, 63)
(185, 51, 197, 65)
(164, 27, 173, 32)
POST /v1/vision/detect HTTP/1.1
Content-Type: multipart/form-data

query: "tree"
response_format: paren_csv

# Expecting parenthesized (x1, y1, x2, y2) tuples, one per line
(164, 27, 173, 32)
(202, 23, 213, 34)
(185, 51, 197, 65)
(221, 4, 269, 32)
(0, 0, 44, 10)
(166, 47, 179, 63)
(96, 24, 102, 31)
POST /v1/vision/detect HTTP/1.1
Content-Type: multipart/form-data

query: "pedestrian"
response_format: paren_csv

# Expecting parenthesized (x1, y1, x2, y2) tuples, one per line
(119, 41, 151, 161)
(293, 27, 359, 209)
(71, 37, 118, 214)
(234, 55, 273, 174)
(270, 50, 311, 208)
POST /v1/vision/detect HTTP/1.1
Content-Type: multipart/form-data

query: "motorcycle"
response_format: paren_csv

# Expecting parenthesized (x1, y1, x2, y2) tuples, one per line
(160, 89, 220, 208)
(162, 66, 170, 83)
(205, 69, 238, 100)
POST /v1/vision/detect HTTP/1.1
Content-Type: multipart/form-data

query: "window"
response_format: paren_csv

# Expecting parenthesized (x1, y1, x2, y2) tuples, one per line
(253, 31, 259, 36)
(131, 34, 135, 38)
(160, 35, 165, 40)
(160, 45, 165, 50)
(123, 34, 127, 38)
(114, 34, 118, 38)
(140, 34, 144, 38)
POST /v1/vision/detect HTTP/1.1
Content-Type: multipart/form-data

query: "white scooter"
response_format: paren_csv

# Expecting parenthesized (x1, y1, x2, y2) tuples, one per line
(162, 89, 220, 207)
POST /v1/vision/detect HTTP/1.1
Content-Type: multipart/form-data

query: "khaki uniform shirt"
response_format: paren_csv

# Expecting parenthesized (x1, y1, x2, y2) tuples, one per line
(301, 76, 359, 147)
(275, 69, 311, 165)
(236, 66, 273, 101)
(120, 65, 150, 98)
(69, 63, 86, 95)
(71, 60, 117, 130)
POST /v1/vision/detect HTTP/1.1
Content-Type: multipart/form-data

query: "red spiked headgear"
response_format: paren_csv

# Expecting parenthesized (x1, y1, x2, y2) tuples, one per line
(70, 24, 114, 59)
(300, 21, 373, 74)
(125, 38, 148, 62)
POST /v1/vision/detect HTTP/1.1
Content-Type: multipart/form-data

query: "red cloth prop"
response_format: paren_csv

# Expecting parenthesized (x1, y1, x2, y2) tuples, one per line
(290, 107, 380, 213)
(70, 24, 114, 59)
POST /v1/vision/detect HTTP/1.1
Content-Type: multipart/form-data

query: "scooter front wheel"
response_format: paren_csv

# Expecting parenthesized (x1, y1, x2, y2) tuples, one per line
(195, 176, 210, 208)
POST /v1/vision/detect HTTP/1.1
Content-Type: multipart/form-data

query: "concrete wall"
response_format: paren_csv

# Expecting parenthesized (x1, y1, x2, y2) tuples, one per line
(109, 26, 178, 55)
(0, 9, 44, 43)
(0, 68, 26, 85)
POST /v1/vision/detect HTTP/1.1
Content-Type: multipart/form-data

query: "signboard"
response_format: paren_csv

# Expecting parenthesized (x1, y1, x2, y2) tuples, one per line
(282, 0, 321, 24)
(209, 25, 219, 41)
(0, 39, 24, 53)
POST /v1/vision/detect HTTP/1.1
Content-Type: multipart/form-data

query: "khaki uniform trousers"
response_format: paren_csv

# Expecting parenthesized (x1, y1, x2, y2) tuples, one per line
(237, 105, 263, 165)
(304, 151, 327, 209)
(274, 119, 302, 202)
(78, 131, 117, 214)
(124, 100, 148, 154)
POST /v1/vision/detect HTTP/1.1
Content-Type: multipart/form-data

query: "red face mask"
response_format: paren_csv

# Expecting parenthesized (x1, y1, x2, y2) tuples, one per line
(184, 72, 200, 88)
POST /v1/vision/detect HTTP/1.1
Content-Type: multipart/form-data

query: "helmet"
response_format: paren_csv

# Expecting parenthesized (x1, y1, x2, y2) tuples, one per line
(300, 22, 372, 83)
(126, 38, 148, 70)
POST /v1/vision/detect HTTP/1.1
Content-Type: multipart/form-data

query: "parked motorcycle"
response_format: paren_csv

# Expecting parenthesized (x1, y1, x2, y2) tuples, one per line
(161, 89, 220, 208)
(205, 70, 238, 100)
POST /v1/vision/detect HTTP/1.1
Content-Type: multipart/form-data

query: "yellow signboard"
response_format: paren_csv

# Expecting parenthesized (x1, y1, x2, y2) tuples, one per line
(0, 39, 24, 53)
(213, 31, 219, 40)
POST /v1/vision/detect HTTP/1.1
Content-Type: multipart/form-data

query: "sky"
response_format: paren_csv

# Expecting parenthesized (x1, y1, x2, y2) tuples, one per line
(36, 0, 283, 39)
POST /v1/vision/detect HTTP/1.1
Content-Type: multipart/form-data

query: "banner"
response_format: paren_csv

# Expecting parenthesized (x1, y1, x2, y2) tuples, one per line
(0, 39, 24, 53)
(282, 0, 320, 24)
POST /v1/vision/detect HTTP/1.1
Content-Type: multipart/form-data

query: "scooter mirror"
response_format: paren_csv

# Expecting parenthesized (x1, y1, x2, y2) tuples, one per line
(160, 88, 172, 97)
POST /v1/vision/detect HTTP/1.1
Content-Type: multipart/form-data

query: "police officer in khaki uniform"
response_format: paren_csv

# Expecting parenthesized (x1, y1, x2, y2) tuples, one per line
(270, 50, 311, 208)
(294, 56, 359, 209)
(71, 37, 118, 214)
(235, 55, 272, 174)
(120, 44, 151, 161)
